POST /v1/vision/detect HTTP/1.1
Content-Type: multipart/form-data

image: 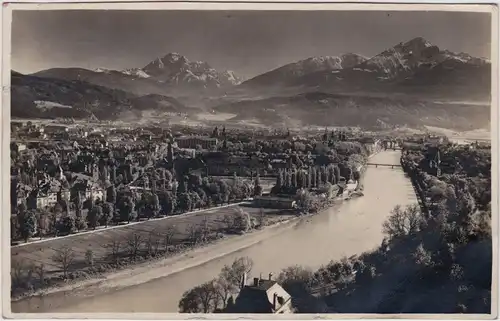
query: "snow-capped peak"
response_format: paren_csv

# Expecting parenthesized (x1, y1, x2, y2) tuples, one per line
(121, 68, 151, 78)
(94, 67, 110, 73)
(140, 52, 240, 88)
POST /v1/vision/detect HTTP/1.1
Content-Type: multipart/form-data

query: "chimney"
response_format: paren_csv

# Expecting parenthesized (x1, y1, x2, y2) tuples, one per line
(241, 272, 247, 289)
(268, 272, 273, 281)
(253, 277, 259, 287)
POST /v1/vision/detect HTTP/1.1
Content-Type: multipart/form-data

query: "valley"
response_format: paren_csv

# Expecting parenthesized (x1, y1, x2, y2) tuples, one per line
(10, 37, 491, 132)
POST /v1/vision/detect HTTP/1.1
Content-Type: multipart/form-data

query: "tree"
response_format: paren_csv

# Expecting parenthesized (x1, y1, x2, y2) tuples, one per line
(136, 193, 148, 219)
(151, 193, 161, 218)
(178, 178, 188, 195)
(253, 174, 263, 196)
(296, 190, 317, 213)
(107, 185, 117, 204)
(160, 191, 176, 215)
(382, 204, 422, 239)
(218, 181, 230, 204)
(19, 211, 37, 242)
(118, 196, 136, 223)
(11, 216, 20, 242)
(285, 170, 292, 188)
(75, 215, 87, 232)
(190, 192, 202, 210)
(110, 165, 117, 184)
(87, 204, 102, 230)
(212, 126, 219, 138)
(291, 171, 298, 188)
(57, 215, 76, 236)
(101, 202, 114, 227)
(189, 174, 203, 190)
(334, 165, 341, 184)
(197, 188, 208, 208)
(412, 243, 434, 268)
(306, 169, 312, 189)
(276, 170, 284, 190)
(214, 276, 235, 309)
(85, 249, 95, 267)
(127, 233, 143, 259)
(219, 256, 254, 293)
(187, 224, 200, 245)
(36, 211, 50, 239)
(178, 193, 193, 212)
(179, 281, 219, 313)
(232, 208, 252, 233)
(315, 168, 321, 187)
(75, 192, 83, 218)
(51, 245, 75, 279)
(35, 263, 46, 287)
(257, 208, 265, 228)
(163, 225, 177, 251)
(103, 236, 122, 264)
(277, 265, 314, 296)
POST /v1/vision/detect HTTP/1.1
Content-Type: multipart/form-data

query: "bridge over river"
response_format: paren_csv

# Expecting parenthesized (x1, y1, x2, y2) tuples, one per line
(13, 151, 418, 313)
(366, 162, 402, 169)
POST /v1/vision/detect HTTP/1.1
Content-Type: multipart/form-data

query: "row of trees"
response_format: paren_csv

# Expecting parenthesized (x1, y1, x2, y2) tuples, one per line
(11, 171, 264, 243)
(273, 165, 343, 194)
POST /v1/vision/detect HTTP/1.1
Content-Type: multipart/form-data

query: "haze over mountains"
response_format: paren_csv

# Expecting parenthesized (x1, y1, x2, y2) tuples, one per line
(11, 37, 491, 130)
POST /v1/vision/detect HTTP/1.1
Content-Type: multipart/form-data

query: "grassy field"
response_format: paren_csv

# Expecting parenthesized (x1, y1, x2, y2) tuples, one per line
(11, 202, 295, 285)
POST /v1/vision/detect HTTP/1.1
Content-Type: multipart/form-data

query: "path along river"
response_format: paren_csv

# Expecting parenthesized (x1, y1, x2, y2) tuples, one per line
(12, 150, 417, 313)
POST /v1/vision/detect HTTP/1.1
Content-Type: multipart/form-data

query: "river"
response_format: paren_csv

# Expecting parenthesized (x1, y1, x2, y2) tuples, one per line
(12, 150, 417, 313)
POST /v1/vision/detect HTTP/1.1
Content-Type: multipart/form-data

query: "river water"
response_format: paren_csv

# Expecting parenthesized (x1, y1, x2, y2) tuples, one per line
(12, 150, 417, 313)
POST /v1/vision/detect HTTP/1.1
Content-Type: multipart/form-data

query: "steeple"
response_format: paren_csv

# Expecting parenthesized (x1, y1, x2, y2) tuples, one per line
(167, 141, 174, 164)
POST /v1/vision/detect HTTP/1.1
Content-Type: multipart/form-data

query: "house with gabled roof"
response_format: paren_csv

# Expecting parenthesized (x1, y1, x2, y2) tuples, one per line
(231, 274, 294, 314)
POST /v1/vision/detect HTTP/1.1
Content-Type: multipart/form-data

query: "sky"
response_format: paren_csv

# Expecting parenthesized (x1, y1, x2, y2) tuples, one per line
(12, 10, 491, 78)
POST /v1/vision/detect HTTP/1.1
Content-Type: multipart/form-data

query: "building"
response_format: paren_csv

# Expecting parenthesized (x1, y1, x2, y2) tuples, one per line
(71, 175, 105, 202)
(176, 136, 218, 150)
(28, 180, 70, 210)
(11, 121, 26, 133)
(231, 274, 294, 313)
(10, 142, 27, 153)
(43, 124, 69, 134)
(346, 179, 358, 192)
(253, 196, 296, 209)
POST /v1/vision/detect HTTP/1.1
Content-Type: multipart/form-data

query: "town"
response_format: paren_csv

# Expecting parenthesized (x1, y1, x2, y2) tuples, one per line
(11, 117, 487, 313)
(11, 118, 394, 246)
(8, 7, 493, 316)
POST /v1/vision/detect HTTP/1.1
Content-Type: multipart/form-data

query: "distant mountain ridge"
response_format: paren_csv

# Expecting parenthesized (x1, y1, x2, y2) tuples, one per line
(10, 71, 190, 120)
(242, 53, 367, 87)
(32, 53, 241, 96)
(142, 52, 241, 88)
(213, 91, 490, 130)
(243, 37, 491, 100)
(12, 37, 491, 130)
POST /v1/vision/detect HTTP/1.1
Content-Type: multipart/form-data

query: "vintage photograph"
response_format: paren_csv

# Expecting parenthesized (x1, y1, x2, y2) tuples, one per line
(4, 3, 496, 316)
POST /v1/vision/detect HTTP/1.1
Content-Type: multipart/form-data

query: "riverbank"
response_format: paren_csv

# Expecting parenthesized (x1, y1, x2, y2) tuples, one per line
(11, 212, 305, 313)
(12, 193, 347, 312)
(11, 150, 393, 314)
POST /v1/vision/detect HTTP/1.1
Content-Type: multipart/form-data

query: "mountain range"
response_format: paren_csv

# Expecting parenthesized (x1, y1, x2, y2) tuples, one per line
(10, 71, 191, 120)
(32, 53, 241, 97)
(243, 37, 490, 100)
(11, 37, 492, 129)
